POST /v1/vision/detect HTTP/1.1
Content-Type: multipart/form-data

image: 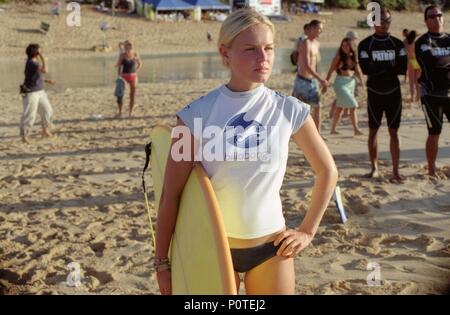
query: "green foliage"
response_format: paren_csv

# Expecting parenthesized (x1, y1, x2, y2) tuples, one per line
(377, 0, 408, 10)
(325, 0, 360, 9)
(325, 0, 415, 10)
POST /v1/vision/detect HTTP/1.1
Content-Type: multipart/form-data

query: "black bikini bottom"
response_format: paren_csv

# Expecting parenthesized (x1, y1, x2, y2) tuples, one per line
(230, 242, 281, 273)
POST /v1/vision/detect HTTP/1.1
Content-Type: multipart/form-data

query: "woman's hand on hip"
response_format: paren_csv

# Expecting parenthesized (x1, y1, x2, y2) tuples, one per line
(156, 270, 172, 295)
(274, 229, 313, 258)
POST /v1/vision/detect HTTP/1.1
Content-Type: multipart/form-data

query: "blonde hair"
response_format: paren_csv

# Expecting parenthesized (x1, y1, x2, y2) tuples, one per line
(218, 8, 275, 49)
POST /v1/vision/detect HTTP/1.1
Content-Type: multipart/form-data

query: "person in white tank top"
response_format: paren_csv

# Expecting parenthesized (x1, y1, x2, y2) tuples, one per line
(154, 8, 338, 295)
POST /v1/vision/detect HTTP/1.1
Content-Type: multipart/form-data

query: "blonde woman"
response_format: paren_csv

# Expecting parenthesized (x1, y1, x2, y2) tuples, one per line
(154, 8, 338, 295)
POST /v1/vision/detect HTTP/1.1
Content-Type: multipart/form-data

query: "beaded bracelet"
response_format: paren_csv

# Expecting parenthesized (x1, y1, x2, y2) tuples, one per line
(153, 257, 171, 273)
(154, 262, 171, 273)
(154, 257, 170, 264)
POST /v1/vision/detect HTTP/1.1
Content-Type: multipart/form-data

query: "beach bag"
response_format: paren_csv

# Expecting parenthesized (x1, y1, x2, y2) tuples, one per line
(19, 84, 32, 95)
(290, 50, 298, 66)
(290, 36, 303, 66)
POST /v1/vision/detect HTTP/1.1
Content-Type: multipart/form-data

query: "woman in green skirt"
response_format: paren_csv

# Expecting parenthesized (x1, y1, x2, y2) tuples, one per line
(326, 38, 364, 135)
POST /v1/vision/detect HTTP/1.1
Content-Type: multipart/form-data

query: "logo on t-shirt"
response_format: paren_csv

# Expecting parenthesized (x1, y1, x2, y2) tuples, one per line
(371, 50, 395, 61)
(430, 47, 450, 57)
(360, 50, 369, 59)
(225, 112, 265, 149)
(420, 44, 431, 52)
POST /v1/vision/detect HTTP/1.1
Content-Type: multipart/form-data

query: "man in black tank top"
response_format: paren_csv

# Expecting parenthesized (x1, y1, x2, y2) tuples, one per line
(415, 5, 450, 177)
(357, 7, 407, 181)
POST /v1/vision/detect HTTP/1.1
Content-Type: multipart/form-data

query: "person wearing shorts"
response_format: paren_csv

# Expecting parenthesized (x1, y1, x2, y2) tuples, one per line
(292, 74, 320, 105)
(415, 5, 450, 177)
(292, 19, 329, 133)
(358, 7, 407, 181)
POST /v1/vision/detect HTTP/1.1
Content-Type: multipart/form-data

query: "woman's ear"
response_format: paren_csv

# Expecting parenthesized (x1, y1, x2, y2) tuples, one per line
(219, 44, 230, 67)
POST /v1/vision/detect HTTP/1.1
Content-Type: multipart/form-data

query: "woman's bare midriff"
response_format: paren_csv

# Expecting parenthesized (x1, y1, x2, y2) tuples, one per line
(338, 70, 355, 77)
(227, 227, 286, 249)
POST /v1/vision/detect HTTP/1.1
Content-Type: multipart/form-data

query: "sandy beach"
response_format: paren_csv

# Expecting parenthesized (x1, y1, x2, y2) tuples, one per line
(0, 4, 449, 295)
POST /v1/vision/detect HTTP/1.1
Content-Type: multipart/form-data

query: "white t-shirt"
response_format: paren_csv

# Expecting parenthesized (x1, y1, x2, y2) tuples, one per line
(176, 84, 310, 239)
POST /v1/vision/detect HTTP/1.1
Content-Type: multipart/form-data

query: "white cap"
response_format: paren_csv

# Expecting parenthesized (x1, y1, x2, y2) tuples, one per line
(345, 31, 358, 40)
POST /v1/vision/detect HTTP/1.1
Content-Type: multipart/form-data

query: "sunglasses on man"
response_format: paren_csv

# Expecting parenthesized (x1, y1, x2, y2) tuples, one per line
(427, 13, 443, 20)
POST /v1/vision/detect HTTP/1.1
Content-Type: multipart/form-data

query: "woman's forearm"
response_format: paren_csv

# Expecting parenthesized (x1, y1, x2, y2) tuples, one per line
(326, 58, 338, 82)
(136, 58, 142, 72)
(325, 66, 335, 82)
(155, 194, 180, 259)
(39, 55, 48, 73)
(298, 167, 338, 236)
(356, 67, 364, 84)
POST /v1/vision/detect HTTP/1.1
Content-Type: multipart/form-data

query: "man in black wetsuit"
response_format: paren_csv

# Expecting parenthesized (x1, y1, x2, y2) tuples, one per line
(358, 7, 407, 181)
(415, 5, 450, 177)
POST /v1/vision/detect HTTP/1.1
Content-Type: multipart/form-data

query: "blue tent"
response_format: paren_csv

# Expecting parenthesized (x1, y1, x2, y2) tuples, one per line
(144, 0, 195, 11)
(183, 0, 230, 10)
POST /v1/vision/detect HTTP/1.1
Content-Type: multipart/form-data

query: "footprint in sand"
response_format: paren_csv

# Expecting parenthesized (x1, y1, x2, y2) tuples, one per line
(44, 272, 67, 286)
(373, 187, 390, 197)
(405, 222, 436, 233)
(350, 201, 370, 215)
(84, 267, 114, 285)
(342, 259, 369, 271)
(0, 268, 34, 285)
(85, 275, 101, 290)
(89, 242, 106, 258)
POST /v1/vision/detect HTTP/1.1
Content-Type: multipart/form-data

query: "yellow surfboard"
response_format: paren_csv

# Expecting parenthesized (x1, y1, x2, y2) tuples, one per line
(150, 125, 237, 295)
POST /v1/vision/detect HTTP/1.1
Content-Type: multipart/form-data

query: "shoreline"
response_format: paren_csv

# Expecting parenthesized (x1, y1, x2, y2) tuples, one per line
(0, 41, 342, 63)
(0, 5, 426, 60)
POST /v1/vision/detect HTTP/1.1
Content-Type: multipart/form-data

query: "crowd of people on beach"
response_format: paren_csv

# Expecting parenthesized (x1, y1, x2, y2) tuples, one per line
(290, 5, 449, 179)
(18, 4, 449, 182)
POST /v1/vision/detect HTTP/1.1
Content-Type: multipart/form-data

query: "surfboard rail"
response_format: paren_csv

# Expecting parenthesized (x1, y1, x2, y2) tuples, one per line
(150, 125, 236, 295)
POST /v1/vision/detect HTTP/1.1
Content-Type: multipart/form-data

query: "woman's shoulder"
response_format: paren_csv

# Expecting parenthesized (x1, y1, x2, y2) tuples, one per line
(179, 87, 222, 114)
(266, 88, 310, 111)
(269, 90, 310, 132)
(284, 94, 311, 111)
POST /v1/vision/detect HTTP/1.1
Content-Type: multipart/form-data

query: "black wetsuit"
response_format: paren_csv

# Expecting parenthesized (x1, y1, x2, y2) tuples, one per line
(415, 32, 450, 135)
(358, 34, 407, 129)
